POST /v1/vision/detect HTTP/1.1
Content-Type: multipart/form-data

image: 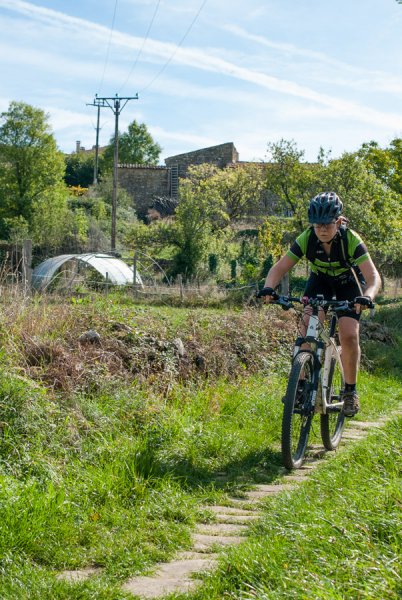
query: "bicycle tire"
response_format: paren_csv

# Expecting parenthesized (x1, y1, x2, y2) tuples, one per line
(320, 353, 345, 450)
(282, 351, 315, 470)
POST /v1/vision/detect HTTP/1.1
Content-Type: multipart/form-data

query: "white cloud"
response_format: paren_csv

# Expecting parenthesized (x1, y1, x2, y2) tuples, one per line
(224, 23, 402, 97)
(150, 125, 216, 149)
(2, 0, 402, 131)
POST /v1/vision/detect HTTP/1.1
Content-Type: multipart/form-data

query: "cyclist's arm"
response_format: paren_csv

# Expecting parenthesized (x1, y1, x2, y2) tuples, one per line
(358, 257, 381, 300)
(263, 255, 298, 301)
(354, 257, 381, 312)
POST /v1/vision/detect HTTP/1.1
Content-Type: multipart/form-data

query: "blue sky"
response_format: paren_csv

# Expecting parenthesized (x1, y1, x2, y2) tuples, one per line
(1, 0, 401, 163)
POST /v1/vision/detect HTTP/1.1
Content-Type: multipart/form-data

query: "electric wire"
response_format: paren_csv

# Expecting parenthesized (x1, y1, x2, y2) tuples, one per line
(98, 0, 119, 94)
(118, 0, 162, 94)
(140, 0, 208, 93)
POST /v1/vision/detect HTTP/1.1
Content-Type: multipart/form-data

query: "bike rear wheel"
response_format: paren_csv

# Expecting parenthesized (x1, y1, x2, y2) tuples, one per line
(282, 351, 315, 470)
(321, 353, 345, 450)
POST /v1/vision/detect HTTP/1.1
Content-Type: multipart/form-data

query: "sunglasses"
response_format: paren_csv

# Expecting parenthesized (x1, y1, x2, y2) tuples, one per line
(313, 222, 337, 229)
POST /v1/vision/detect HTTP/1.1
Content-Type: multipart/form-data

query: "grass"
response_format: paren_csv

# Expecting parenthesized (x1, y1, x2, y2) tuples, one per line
(184, 416, 402, 600)
(0, 295, 400, 598)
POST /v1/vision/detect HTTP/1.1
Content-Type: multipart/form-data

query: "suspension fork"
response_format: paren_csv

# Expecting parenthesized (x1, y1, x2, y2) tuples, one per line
(311, 341, 325, 410)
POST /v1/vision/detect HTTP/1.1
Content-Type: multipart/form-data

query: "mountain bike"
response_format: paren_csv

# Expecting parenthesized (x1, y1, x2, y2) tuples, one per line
(258, 291, 374, 469)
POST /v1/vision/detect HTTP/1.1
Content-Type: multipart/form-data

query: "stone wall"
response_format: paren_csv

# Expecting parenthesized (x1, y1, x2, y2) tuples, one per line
(118, 165, 170, 219)
(165, 142, 239, 177)
(118, 142, 240, 218)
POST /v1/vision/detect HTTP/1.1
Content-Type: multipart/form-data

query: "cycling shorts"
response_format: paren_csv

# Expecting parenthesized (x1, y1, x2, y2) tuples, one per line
(304, 271, 361, 321)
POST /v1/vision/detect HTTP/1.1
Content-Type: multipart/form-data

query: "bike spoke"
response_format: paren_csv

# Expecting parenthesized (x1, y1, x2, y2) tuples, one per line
(321, 352, 345, 450)
(282, 352, 315, 469)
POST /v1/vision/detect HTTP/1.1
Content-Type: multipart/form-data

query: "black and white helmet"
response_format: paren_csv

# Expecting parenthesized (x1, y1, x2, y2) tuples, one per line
(308, 192, 343, 224)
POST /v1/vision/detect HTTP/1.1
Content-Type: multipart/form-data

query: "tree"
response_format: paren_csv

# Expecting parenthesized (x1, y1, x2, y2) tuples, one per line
(30, 188, 88, 252)
(265, 139, 322, 232)
(85, 174, 138, 249)
(101, 120, 162, 172)
(0, 101, 66, 239)
(262, 140, 401, 280)
(64, 151, 96, 187)
(206, 163, 265, 220)
(125, 165, 230, 281)
(319, 151, 402, 276)
(169, 170, 229, 280)
(358, 138, 402, 196)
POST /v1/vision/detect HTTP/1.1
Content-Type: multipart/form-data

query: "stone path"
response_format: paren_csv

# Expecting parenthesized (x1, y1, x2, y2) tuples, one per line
(59, 414, 400, 598)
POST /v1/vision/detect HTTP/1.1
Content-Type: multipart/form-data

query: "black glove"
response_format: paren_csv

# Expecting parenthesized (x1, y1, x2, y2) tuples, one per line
(354, 295, 373, 308)
(256, 287, 278, 299)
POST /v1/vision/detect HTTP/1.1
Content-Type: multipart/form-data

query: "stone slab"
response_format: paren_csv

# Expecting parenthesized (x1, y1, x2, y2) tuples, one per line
(352, 421, 383, 429)
(196, 523, 248, 536)
(192, 533, 243, 552)
(201, 505, 256, 515)
(214, 513, 259, 524)
(122, 557, 217, 598)
(57, 567, 101, 581)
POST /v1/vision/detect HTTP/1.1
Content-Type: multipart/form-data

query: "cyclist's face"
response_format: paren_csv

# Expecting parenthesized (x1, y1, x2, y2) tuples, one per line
(313, 220, 339, 242)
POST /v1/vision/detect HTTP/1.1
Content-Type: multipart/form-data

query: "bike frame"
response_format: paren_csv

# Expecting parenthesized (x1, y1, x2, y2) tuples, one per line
(255, 290, 369, 469)
(292, 305, 344, 415)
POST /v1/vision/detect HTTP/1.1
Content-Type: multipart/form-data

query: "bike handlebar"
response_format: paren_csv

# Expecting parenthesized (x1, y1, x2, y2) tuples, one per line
(256, 290, 375, 311)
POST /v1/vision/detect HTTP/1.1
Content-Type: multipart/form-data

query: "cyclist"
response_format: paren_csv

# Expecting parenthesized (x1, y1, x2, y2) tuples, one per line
(261, 191, 381, 417)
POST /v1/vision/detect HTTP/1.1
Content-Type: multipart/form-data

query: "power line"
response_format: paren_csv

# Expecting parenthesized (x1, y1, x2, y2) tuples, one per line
(140, 0, 208, 93)
(118, 0, 162, 94)
(98, 0, 119, 94)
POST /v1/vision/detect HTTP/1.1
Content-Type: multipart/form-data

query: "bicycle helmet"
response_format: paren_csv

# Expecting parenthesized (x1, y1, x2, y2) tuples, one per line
(308, 192, 343, 224)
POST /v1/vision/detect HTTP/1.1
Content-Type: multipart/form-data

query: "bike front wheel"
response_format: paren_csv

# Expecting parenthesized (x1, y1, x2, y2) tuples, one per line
(282, 351, 315, 470)
(321, 353, 345, 450)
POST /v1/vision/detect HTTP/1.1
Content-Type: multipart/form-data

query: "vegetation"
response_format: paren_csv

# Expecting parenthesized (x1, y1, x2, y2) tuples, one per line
(0, 102, 99, 253)
(0, 101, 67, 242)
(189, 416, 402, 600)
(0, 293, 400, 598)
(0, 97, 400, 598)
(101, 120, 162, 173)
(1, 99, 401, 288)
(123, 138, 402, 285)
(65, 150, 96, 188)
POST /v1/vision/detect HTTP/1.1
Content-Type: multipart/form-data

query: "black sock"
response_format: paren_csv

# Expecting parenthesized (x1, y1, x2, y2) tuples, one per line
(344, 383, 356, 393)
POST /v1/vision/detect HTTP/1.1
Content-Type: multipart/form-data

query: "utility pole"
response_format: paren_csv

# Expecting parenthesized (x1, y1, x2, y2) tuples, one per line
(86, 97, 105, 185)
(89, 93, 138, 252)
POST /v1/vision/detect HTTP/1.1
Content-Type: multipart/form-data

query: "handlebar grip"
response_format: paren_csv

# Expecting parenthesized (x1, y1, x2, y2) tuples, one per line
(354, 296, 375, 309)
(256, 288, 279, 299)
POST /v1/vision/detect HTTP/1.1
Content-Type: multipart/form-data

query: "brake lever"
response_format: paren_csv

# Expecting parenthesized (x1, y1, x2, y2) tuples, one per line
(276, 297, 292, 311)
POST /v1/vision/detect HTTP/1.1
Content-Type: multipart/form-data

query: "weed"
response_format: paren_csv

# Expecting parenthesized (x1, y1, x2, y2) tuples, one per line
(0, 293, 400, 597)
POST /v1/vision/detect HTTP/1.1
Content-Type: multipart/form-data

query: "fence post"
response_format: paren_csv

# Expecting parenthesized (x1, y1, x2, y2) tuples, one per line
(133, 249, 138, 297)
(177, 274, 184, 302)
(105, 272, 109, 297)
(22, 239, 32, 294)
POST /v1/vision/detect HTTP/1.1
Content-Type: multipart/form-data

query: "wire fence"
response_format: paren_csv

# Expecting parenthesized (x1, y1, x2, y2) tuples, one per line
(0, 242, 400, 306)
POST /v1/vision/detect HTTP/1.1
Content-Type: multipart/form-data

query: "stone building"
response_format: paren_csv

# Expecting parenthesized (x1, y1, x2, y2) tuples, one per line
(164, 141, 239, 177)
(118, 164, 171, 219)
(118, 142, 240, 219)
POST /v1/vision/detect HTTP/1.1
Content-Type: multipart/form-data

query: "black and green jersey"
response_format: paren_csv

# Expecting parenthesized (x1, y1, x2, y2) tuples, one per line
(286, 227, 369, 277)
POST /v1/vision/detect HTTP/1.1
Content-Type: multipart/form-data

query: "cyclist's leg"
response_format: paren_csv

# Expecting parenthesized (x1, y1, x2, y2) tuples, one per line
(338, 315, 360, 384)
(332, 274, 362, 415)
(333, 274, 362, 384)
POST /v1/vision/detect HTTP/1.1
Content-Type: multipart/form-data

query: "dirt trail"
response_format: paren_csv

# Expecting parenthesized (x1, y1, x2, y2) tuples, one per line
(59, 415, 398, 598)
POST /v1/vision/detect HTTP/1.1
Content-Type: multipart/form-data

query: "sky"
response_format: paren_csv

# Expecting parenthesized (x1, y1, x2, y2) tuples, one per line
(0, 0, 401, 164)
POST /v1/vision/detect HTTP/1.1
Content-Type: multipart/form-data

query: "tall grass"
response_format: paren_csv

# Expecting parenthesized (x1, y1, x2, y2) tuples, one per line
(186, 416, 402, 600)
(0, 296, 400, 597)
